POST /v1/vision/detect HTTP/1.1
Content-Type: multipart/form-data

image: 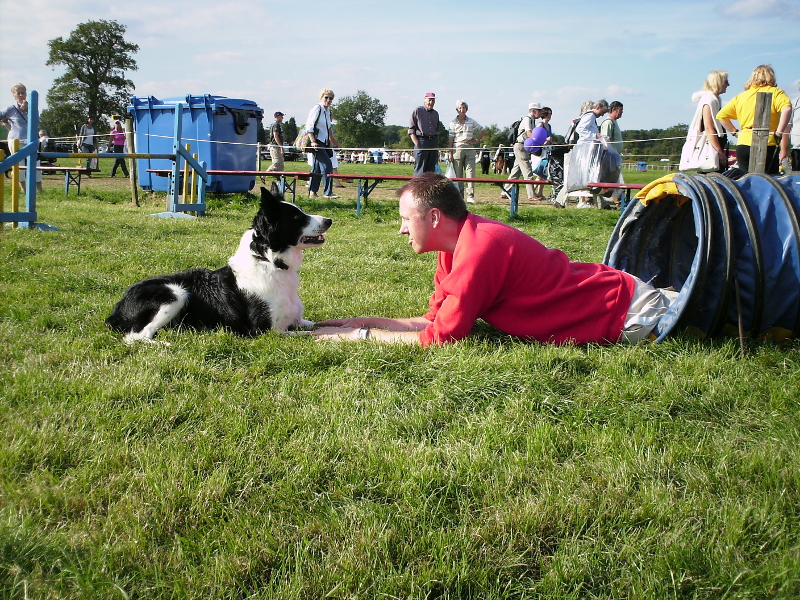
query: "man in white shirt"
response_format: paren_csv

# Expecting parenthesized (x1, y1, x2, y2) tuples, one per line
(502, 102, 540, 201)
(599, 101, 625, 206)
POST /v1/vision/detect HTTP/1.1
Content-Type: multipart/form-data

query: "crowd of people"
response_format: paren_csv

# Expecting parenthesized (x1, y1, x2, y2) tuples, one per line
(4, 64, 799, 198)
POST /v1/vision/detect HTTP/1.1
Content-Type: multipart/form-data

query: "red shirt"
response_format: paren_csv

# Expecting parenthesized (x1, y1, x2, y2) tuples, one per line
(419, 213, 636, 346)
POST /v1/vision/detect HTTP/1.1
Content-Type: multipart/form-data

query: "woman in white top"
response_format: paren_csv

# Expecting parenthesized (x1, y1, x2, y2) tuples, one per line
(305, 88, 338, 198)
(689, 70, 730, 171)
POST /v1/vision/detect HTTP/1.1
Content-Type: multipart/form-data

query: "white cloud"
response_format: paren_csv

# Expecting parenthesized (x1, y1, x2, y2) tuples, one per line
(606, 85, 642, 98)
(193, 52, 247, 64)
(721, 0, 800, 19)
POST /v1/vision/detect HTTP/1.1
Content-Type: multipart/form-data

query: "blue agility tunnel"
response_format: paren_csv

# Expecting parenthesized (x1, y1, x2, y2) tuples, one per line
(604, 173, 800, 342)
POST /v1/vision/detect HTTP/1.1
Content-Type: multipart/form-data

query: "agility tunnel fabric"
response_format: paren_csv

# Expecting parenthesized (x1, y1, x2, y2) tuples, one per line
(604, 173, 800, 342)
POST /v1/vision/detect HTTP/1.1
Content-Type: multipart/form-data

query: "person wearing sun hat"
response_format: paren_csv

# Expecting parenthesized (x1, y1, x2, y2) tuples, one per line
(409, 92, 442, 176)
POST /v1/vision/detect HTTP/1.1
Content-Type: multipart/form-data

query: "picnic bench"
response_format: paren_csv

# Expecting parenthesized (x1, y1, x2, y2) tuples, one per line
(149, 168, 554, 217)
(586, 182, 645, 211)
(146, 169, 321, 203)
(20, 165, 94, 196)
(329, 174, 552, 217)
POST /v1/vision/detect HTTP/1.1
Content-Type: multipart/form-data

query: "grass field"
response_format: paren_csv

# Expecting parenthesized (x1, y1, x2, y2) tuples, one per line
(2, 169, 800, 599)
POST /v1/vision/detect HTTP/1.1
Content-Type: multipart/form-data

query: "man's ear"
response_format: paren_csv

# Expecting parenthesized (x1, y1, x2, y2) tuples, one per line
(429, 207, 442, 227)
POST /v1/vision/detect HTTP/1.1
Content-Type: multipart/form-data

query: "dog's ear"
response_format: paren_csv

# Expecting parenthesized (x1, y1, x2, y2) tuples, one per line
(270, 182, 283, 198)
(250, 187, 280, 257)
(257, 186, 281, 220)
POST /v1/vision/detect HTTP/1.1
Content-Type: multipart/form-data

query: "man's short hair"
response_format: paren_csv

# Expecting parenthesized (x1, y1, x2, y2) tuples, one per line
(594, 99, 609, 111)
(609, 101, 623, 113)
(396, 173, 467, 220)
(11, 83, 26, 94)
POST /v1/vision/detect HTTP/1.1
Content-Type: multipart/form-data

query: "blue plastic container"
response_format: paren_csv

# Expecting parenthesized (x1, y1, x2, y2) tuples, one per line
(128, 94, 263, 193)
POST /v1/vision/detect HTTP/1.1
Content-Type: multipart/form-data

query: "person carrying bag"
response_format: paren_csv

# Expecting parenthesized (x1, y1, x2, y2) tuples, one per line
(680, 72, 729, 173)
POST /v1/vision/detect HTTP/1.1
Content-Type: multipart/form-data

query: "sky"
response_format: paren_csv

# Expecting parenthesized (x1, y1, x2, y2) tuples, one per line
(1, 0, 799, 142)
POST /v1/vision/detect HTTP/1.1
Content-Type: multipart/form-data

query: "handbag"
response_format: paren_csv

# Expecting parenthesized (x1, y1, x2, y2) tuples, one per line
(679, 131, 718, 172)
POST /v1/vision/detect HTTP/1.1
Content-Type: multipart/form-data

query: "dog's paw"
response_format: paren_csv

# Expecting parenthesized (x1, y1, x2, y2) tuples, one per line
(298, 319, 316, 330)
(124, 333, 171, 347)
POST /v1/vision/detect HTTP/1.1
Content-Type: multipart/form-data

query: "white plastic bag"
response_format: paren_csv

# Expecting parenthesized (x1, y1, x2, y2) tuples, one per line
(566, 138, 621, 193)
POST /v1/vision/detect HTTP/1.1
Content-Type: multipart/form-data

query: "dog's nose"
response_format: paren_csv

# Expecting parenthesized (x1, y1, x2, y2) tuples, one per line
(322, 218, 332, 229)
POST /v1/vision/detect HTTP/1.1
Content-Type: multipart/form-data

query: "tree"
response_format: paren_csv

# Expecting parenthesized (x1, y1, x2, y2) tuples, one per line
(481, 124, 506, 150)
(331, 90, 387, 148)
(622, 124, 689, 158)
(382, 125, 404, 147)
(41, 20, 138, 137)
(282, 117, 298, 147)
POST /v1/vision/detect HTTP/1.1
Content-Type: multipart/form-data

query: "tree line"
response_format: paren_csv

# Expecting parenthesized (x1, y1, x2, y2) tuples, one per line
(36, 19, 690, 159)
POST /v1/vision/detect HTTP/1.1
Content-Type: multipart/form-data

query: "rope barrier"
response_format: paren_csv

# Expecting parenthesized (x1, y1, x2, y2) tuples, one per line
(43, 129, 767, 156)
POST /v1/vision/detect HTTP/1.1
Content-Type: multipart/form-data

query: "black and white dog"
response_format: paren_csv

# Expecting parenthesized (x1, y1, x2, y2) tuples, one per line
(106, 187, 331, 343)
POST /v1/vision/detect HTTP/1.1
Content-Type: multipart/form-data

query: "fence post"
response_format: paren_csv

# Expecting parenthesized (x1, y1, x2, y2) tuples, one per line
(750, 92, 772, 174)
(169, 104, 184, 212)
(125, 117, 139, 206)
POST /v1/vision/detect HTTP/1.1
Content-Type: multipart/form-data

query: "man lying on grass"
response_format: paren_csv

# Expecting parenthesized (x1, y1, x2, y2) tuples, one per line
(312, 172, 674, 345)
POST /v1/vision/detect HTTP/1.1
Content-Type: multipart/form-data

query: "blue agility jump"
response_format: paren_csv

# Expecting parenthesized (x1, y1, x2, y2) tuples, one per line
(0, 90, 210, 227)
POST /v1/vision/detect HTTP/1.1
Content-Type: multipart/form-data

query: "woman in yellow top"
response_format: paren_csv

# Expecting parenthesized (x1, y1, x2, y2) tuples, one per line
(717, 65, 791, 174)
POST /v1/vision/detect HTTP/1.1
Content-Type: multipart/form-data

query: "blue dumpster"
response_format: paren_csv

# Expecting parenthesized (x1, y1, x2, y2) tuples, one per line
(128, 94, 264, 193)
(636, 161, 648, 172)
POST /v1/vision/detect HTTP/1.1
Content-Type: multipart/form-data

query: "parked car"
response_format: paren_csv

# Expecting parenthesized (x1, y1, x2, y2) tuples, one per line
(260, 145, 304, 162)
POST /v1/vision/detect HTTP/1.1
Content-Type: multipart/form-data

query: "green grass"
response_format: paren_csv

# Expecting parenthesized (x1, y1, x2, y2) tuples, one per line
(1, 185, 799, 599)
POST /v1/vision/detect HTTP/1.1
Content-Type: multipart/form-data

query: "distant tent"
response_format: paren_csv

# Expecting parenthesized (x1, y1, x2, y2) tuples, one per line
(604, 173, 800, 341)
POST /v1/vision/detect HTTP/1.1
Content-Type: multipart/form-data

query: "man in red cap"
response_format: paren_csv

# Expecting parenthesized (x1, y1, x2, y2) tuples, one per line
(408, 92, 441, 176)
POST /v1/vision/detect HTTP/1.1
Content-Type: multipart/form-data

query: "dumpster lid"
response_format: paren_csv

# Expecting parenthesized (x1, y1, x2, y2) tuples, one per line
(129, 94, 263, 114)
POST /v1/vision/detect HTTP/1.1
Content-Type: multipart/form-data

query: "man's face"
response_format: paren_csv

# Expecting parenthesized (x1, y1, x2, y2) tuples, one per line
(611, 107, 623, 120)
(276, 115, 284, 123)
(399, 191, 434, 254)
(531, 108, 540, 119)
(424, 97, 435, 110)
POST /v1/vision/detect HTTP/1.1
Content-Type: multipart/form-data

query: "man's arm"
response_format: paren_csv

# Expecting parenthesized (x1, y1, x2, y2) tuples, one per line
(310, 316, 431, 343)
(409, 109, 420, 147)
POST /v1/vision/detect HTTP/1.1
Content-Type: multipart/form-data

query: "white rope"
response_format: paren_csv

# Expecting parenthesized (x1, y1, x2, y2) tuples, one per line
(42, 129, 773, 154)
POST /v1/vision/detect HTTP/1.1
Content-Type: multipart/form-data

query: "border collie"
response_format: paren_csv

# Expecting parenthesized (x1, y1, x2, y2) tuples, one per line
(106, 187, 331, 343)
